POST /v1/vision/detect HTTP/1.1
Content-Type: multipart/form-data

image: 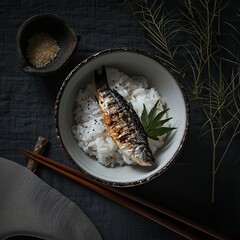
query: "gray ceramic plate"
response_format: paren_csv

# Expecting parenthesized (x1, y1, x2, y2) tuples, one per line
(55, 48, 189, 187)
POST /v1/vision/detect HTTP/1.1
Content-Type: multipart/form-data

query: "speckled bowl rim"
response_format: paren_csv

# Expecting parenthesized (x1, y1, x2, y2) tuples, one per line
(54, 47, 190, 187)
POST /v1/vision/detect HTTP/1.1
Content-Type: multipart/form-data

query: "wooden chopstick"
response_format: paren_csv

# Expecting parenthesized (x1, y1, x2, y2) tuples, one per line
(20, 148, 233, 240)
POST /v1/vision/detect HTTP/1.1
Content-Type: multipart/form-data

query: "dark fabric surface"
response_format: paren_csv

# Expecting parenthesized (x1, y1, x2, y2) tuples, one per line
(0, 0, 239, 239)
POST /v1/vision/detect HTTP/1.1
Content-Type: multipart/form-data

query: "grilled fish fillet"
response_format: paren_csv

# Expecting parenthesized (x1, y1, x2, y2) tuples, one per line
(94, 66, 154, 166)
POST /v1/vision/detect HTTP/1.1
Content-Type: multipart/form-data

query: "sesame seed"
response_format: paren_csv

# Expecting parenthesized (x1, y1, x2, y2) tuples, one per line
(26, 32, 60, 68)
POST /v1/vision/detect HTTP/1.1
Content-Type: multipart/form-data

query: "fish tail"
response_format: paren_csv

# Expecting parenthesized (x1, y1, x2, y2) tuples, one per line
(94, 65, 109, 89)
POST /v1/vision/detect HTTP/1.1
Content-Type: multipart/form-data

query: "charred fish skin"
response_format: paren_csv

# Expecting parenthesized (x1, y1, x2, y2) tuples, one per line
(95, 66, 154, 167)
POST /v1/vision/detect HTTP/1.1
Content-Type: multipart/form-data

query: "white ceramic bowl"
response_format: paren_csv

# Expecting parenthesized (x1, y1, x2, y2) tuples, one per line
(55, 48, 189, 186)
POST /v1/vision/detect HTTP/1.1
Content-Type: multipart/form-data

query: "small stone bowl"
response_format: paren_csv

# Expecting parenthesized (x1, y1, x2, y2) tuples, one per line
(17, 13, 80, 76)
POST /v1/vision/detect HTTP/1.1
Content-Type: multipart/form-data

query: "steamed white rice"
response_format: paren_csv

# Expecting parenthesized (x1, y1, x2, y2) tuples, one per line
(72, 68, 167, 167)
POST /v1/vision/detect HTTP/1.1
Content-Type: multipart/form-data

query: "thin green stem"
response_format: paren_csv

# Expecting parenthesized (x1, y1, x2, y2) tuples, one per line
(215, 121, 240, 173)
(212, 171, 216, 203)
(210, 120, 217, 203)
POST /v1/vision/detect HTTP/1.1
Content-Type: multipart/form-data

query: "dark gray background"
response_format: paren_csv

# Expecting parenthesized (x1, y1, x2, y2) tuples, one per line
(0, 0, 239, 239)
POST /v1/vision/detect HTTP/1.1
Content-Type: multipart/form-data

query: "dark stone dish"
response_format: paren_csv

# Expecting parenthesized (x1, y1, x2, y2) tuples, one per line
(16, 13, 80, 76)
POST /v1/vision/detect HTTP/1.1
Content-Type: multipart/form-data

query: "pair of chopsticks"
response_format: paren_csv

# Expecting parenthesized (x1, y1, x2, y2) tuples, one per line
(21, 148, 232, 240)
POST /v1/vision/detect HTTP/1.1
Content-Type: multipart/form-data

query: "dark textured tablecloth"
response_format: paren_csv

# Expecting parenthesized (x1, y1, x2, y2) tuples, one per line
(0, 0, 240, 239)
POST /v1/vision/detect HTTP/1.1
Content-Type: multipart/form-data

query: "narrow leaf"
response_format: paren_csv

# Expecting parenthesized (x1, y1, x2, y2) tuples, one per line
(148, 100, 159, 120)
(157, 118, 173, 127)
(154, 127, 176, 136)
(141, 104, 149, 127)
(152, 108, 170, 123)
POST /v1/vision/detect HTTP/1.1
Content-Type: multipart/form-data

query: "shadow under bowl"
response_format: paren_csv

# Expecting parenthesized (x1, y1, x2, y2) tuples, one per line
(16, 13, 80, 76)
